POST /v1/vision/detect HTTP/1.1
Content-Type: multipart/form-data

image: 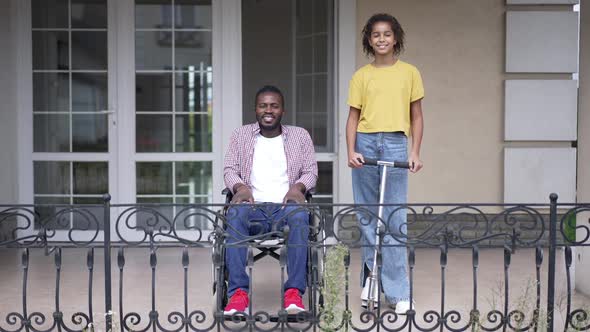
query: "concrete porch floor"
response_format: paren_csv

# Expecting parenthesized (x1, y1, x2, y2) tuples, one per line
(0, 247, 588, 331)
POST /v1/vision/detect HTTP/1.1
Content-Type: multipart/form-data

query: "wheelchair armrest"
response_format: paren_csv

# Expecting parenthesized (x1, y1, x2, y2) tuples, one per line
(222, 188, 232, 204)
(222, 188, 313, 203)
(220, 188, 322, 240)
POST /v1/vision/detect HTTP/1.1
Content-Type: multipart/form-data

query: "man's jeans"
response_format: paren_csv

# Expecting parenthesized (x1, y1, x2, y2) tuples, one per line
(225, 204, 309, 296)
(352, 132, 410, 303)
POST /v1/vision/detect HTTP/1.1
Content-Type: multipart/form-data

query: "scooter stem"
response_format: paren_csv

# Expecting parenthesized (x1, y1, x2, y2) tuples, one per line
(367, 165, 388, 311)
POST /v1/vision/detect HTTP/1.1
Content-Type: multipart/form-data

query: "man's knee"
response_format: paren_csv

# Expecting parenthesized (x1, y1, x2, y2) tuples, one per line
(226, 206, 252, 233)
(283, 206, 310, 225)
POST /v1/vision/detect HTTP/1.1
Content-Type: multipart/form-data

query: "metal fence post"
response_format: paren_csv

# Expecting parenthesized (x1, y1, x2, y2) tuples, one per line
(103, 194, 112, 331)
(546, 193, 558, 332)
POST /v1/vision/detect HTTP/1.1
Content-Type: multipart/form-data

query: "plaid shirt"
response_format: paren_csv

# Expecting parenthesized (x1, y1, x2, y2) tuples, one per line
(224, 123, 318, 194)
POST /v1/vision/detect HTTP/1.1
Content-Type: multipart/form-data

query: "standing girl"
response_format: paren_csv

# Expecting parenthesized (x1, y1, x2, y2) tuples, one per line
(346, 13, 424, 314)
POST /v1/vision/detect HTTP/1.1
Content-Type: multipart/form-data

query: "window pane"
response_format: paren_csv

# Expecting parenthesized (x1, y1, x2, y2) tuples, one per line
(136, 162, 173, 195)
(72, 73, 108, 112)
(296, 75, 312, 128)
(174, 31, 212, 69)
(72, 197, 104, 230)
(176, 197, 210, 230)
(32, 31, 69, 70)
(316, 162, 333, 236)
(313, 34, 328, 73)
(34, 114, 70, 152)
(312, 75, 328, 147)
(175, 71, 212, 113)
(175, 0, 212, 29)
(135, 31, 172, 70)
(136, 197, 174, 231)
(32, 0, 68, 29)
(136, 73, 173, 111)
(72, 31, 108, 70)
(35, 197, 70, 230)
(73, 162, 108, 195)
(136, 115, 172, 152)
(175, 161, 212, 195)
(175, 114, 211, 152)
(135, 0, 172, 29)
(296, 36, 312, 74)
(72, 114, 108, 152)
(33, 73, 69, 112)
(316, 162, 332, 195)
(296, 0, 313, 36)
(313, 0, 328, 33)
(34, 161, 70, 195)
(71, 0, 108, 29)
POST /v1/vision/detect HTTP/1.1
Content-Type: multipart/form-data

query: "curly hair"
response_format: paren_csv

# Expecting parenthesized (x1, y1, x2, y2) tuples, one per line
(255, 85, 284, 108)
(362, 13, 405, 57)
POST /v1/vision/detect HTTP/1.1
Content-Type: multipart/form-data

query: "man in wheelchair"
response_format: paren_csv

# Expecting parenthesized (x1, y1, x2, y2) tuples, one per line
(222, 85, 318, 316)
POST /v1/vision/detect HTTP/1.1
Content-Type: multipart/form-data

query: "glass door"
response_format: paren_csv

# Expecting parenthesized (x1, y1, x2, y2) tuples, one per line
(126, 0, 217, 242)
(30, 0, 113, 242)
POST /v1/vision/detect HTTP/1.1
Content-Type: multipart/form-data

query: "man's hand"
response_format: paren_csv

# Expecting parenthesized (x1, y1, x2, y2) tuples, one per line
(409, 152, 423, 173)
(348, 152, 364, 168)
(283, 184, 306, 204)
(231, 184, 254, 203)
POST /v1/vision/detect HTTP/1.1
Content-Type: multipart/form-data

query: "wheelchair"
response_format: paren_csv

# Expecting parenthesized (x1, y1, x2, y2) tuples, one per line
(211, 188, 326, 321)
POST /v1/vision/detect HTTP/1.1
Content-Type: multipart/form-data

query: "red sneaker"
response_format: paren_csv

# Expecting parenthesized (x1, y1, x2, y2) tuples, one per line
(284, 288, 305, 314)
(224, 288, 249, 315)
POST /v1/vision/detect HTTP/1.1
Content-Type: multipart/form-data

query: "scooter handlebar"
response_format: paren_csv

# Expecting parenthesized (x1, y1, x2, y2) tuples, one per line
(362, 158, 411, 169)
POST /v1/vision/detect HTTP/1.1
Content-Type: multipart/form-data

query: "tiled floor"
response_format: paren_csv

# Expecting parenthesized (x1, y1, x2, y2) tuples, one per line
(0, 246, 588, 331)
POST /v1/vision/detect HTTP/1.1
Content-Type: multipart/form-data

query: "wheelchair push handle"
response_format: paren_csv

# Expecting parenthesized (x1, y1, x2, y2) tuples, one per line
(361, 158, 410, 169)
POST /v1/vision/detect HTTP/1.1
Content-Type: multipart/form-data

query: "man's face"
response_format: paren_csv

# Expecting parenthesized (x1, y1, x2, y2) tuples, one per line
(255, 92, 284, 132)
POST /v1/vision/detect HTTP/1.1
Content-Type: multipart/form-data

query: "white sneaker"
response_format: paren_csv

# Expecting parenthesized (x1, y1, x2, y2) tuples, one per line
(360, 277, 379, 308)
(394, 300, 414, 314)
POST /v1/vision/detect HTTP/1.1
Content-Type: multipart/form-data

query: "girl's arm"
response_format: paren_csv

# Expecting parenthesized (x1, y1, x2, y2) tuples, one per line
(409, 99, 424, 173)
(346, 107, 364, 168)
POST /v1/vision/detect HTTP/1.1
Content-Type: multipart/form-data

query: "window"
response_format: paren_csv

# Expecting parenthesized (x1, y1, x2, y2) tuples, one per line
(135, 0, 213, 153)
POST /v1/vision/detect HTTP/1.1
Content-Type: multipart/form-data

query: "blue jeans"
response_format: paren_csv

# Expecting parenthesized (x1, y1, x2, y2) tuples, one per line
(352, 132, 409, 303)
(225, 205, 309, 296)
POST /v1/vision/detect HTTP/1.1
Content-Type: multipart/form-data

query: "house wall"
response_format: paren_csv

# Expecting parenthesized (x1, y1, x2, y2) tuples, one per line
(357, 0, 589, 295)
(355, 0, 506, 203)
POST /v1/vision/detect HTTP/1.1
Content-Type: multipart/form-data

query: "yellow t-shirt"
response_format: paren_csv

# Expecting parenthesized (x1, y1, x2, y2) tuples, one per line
(347, 60, 424, 136)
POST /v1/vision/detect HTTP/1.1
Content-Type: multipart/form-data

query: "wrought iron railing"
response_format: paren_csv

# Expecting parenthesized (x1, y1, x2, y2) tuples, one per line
(0, 194, 589, 331)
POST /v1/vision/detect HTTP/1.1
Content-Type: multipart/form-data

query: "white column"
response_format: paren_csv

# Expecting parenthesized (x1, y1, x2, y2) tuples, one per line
(335, 0, 356, 205)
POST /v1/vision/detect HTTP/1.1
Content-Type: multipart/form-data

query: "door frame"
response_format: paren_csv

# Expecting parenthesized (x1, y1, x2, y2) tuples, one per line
(16, 0, 356, 242)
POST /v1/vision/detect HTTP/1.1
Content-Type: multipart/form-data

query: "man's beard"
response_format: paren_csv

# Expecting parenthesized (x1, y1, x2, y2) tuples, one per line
(257, 114, 282, 131)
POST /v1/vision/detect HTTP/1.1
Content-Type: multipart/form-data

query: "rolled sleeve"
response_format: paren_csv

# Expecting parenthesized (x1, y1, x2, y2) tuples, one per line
(294, 130, 318, 192)
(223, 129, 247, 193)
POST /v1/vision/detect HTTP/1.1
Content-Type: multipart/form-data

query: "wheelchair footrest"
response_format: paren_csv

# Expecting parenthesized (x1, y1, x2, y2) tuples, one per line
(223, 312, 312, 323)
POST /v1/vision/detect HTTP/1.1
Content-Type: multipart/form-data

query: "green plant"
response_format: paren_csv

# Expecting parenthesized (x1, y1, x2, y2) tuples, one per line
(474, 278, 590, 332)
(563, 212, 577, 243)
(320, 244, 350, 332)
(82, 311, 121, 332)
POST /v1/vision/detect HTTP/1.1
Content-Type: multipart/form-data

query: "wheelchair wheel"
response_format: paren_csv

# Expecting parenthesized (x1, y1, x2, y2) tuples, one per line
(308, 245, 325, 314)
(212, 269, 228, 310)
(211, 236, 229, 311)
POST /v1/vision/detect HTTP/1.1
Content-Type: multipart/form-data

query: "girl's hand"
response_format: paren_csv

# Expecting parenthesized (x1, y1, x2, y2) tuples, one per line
(348, 152, 364, 168)
(409, 152, 423, 173)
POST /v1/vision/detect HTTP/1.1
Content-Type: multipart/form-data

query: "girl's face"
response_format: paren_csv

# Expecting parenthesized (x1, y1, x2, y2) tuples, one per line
(369, 21, 396, 56)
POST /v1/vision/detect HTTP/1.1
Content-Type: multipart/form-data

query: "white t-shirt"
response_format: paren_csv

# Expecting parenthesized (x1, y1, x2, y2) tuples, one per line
(250, 134, 290, 203)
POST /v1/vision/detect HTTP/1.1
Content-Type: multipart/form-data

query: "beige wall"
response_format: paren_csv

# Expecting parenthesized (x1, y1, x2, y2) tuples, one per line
(0, 0, 17, 204)
(356, 0, 505, 203)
